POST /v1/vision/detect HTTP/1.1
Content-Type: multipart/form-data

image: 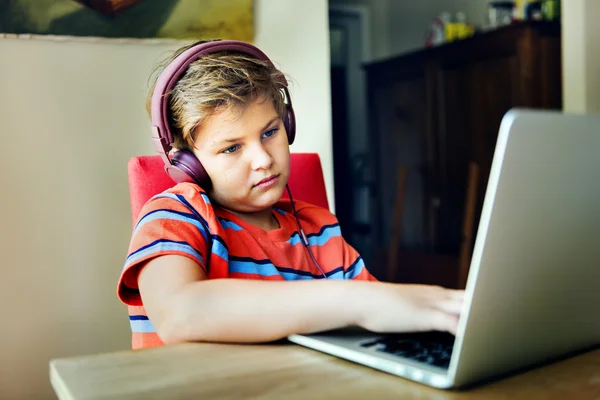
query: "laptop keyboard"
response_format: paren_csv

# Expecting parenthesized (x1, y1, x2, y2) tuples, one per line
(359, 331, 455, 369)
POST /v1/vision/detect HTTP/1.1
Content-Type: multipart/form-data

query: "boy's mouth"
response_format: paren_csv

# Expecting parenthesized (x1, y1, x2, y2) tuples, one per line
(254, 174, 280, 188)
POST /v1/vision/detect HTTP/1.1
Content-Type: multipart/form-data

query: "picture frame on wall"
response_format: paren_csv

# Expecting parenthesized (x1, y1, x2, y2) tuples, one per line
(0, 0, 254, 41)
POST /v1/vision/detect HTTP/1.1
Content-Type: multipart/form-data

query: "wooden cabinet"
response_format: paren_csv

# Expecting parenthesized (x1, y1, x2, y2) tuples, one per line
(364, 22, 561, 286)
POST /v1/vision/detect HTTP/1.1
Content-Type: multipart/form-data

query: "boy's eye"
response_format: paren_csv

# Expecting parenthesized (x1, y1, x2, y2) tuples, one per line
(262, 128, 279, 139)
(222, 144, 240, 154)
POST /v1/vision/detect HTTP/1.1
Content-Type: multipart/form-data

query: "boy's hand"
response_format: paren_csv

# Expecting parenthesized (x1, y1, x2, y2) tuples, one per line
(355, 283, 464, 335)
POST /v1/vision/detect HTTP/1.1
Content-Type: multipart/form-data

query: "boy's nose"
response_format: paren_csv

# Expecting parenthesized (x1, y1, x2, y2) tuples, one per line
(249, 145, 274, 170)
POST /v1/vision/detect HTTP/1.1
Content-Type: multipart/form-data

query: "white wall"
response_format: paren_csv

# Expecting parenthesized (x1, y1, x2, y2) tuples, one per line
(0, 0, 331, 398)
(562, 0, 600, 113)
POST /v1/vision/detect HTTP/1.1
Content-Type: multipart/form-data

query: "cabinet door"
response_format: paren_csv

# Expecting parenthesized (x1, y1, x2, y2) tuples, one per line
(436, 53, 521, 253)
(432, 25, 561, 255)
(372, 73, 430, 252)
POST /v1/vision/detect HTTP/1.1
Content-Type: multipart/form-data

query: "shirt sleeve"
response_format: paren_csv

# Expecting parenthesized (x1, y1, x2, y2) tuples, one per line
(341, 236, 378, 281)
(117, 193, 210, 306)
(295, 200, 378, 282)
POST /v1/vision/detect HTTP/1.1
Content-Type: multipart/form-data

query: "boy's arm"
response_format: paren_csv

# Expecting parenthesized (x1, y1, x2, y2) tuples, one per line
(138, 255, 463, 344)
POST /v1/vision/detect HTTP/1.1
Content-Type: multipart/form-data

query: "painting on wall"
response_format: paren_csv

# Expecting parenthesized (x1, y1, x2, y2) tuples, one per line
(0, 0, 254, 41)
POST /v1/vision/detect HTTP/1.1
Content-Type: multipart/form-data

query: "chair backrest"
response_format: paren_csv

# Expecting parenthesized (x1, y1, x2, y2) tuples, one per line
(127, 153, 329, 225)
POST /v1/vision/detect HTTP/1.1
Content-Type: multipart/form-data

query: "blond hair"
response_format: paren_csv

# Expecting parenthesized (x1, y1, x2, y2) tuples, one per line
(146, 40, 289, 151)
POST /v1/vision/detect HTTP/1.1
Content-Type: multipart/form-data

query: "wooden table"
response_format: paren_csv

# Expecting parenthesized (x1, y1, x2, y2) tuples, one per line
(50, 342, 600, 399)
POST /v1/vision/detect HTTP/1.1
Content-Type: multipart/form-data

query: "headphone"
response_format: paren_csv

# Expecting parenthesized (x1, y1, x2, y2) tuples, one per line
(150, 40, 296, 187)
(149, 40, 329, 279)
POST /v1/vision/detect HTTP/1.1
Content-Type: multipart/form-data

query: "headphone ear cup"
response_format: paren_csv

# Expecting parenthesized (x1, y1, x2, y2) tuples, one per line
(283, 104, 296, 144)
(166, 150, 211, 187)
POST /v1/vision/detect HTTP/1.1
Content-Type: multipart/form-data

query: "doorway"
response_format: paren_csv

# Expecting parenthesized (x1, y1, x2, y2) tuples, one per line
(329, 5, 373, 265)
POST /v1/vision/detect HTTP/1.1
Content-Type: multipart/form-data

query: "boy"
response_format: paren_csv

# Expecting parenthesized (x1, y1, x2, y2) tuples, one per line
(118, 40, 463, 350)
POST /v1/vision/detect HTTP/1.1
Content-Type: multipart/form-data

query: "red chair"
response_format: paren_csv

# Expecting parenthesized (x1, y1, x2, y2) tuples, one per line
(127, 153, 329, 225)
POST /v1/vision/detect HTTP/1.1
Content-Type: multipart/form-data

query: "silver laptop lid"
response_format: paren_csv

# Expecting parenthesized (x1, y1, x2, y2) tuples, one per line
(450, 109, 600, 386)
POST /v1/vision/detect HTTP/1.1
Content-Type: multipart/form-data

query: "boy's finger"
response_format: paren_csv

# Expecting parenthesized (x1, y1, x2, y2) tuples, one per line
(435, 298, 463, 316)
(445, 289, 465, 301)
(431, 310, 459, 335)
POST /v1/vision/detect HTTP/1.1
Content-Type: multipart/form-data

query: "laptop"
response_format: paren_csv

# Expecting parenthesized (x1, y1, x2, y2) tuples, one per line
(288, 109, 600, 389)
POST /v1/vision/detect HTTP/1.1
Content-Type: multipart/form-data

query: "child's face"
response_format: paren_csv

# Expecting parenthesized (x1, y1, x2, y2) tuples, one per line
(192, 96, 290, 213)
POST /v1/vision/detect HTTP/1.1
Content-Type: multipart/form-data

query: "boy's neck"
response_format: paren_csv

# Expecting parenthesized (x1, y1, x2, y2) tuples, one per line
(224, 206, 280, 231)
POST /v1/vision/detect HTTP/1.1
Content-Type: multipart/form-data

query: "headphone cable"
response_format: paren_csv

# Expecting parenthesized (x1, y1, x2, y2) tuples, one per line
(285, 185, 328, 279)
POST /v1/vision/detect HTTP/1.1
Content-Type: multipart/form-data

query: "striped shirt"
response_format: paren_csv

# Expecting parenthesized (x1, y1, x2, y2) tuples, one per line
(117, 182, 376, 349)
